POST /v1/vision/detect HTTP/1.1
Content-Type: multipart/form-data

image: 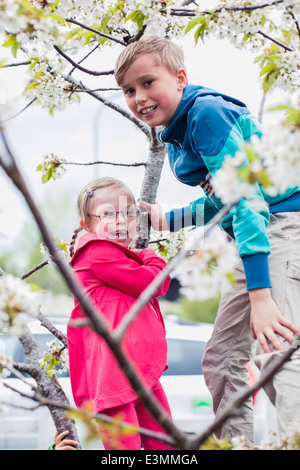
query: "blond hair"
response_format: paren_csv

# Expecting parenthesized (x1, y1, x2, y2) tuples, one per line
(114, 36, 186, 86)
(69, 177, 134, 257)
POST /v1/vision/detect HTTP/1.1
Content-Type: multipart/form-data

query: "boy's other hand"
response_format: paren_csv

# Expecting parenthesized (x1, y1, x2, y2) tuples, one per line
(138, 201, 169, 231)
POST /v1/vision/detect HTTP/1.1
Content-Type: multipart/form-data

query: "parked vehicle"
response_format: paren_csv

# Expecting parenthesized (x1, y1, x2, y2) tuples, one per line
(0, 316, 276, 449)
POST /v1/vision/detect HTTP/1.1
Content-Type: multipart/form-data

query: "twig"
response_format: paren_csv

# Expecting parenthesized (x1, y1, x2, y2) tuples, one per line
(171, 0, 284, 16)
(65, 18, 127, 46)
(257, 30, 293, 52)
(61, 159, 147, 168)
(54, 45, 114, 76)
(37, 309, 68, 348)
(1, 372, 176, 448)
(68, 43, 101, 76)
(1, 61, 31, 68)
(1, 98, 37, 123)
(62, 74, 151, 139)
(20, 260, 49, 280)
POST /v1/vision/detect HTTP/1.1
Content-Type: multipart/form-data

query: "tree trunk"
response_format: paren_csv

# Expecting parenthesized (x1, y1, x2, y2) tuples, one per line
(134, 128, 166, 249)
(18, 329, 81, 449)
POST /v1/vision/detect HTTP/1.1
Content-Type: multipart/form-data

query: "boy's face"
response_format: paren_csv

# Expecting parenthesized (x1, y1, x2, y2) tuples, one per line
(120, 53, 187, 128)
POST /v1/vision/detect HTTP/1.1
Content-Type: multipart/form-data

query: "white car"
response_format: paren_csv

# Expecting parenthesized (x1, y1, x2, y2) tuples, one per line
(0, 316, 276, 449)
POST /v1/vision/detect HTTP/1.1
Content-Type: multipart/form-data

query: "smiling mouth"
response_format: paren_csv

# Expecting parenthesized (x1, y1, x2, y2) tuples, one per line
(111, 230, 128, 239)
(140, 105, 157, 116)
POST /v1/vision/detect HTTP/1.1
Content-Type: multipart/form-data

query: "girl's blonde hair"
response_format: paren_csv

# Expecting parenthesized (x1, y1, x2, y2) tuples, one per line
(69, 177, 135, 257)
(114, 36, 186, 86)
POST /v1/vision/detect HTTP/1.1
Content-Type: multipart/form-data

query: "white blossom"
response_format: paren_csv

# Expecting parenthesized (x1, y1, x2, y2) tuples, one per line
(149, 229, 186, 263)
(0, 355, 12, 379)
(40, 237, 70, 264)
(0, 275, 39, 336)
(213, 151, 257, 204)
(178, 227, 239, 301)
(251, 126, 300, 196)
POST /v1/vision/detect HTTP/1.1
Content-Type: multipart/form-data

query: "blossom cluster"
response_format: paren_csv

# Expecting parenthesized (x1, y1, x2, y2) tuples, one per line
(40, 236, 70, 263)
(177, 227, 239, 301)
(252, 124, 300, 196)
(149, 228, 186, 263)
(0, 274, 39, 336)
(39, 339, 69, 378)
(213, 118, 300, 205)
(0, 0, 299, 110)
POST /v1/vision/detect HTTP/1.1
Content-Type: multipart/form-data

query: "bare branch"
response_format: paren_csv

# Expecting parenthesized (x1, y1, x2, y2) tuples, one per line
(287, 6, 300, 37)
(2, 98, 37, 123)
(68, 43, 101, 76)
(20, 260, 49, 280)
(37, 309, 68, 348)
(257, 30, 293, 52)
(54, 44, 114, 76)
(65, 18, 127, 46)
(61, 159, 147, 168)
(62, 74, 151, 138)
(1, 61, 31, 68)
(1, 373, 176, 448)
(171, 0, 285, 16)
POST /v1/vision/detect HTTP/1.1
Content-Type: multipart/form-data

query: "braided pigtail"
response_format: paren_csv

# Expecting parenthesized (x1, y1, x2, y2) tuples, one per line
(69, 226, 82, 258)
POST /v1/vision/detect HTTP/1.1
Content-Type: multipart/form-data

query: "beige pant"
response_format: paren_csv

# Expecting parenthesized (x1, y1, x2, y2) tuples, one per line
(202, 212, 300, 443)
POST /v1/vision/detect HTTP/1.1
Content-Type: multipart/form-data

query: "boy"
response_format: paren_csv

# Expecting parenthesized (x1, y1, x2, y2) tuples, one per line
(115, 36, 300, 443)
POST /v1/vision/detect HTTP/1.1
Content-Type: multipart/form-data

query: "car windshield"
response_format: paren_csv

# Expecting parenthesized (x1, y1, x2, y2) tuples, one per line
(164, 338, 205, 376)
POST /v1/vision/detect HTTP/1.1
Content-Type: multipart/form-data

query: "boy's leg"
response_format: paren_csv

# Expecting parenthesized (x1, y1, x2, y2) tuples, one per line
(136, 381, 177, 450)
(202, 260, 255, 443)
(254, 212, 300, 436)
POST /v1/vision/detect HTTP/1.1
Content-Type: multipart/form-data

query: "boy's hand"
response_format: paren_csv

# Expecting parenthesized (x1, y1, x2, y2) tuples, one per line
(249, 288, 299, 353)
(138, 201, 169, 231)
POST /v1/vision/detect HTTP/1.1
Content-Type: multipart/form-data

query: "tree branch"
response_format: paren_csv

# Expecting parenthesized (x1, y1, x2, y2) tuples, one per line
(61, 159, 147, 168)
(54, 44, 114, 76)
(0, 128, 188, 448)
(20, 260, 49, 280)
(62, 74, 151, 138)
(65, 18, 127, 46)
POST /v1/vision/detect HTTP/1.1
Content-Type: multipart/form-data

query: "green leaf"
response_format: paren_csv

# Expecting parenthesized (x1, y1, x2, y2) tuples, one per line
(185, 17, 203, 34)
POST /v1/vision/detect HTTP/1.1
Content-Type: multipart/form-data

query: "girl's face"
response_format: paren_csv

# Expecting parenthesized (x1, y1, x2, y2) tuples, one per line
(81, 186, 138, 248)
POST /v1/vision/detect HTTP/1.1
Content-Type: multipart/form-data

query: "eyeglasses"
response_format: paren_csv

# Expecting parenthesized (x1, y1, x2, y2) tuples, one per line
(87, 207, 140, 224)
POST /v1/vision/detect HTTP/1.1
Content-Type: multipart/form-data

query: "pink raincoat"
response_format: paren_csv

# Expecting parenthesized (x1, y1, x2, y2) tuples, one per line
(67, 232, 170, 413)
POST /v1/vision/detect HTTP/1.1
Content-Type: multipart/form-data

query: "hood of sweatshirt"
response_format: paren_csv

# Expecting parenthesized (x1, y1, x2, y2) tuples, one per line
(159, 84, 249, 186)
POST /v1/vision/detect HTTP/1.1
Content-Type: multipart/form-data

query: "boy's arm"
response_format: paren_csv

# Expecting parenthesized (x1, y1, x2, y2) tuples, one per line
(190, 102, 299, 350)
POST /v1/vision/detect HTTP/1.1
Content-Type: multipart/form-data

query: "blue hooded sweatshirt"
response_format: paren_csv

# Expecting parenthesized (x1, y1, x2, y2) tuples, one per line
(160, 84, 300, 290)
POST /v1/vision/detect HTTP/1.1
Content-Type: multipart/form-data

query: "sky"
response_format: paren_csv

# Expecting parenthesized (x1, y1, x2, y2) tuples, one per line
(0, 31, 290, 269)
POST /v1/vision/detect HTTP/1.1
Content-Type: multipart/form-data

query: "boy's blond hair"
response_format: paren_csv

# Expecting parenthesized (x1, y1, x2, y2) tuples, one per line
(114, 36, 186, 86)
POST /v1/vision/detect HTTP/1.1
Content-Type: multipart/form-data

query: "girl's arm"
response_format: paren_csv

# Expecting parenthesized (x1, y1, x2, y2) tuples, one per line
(89, 242, 170, 297)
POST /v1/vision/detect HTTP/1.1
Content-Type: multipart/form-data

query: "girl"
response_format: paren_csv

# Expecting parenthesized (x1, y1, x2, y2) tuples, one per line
(67, 177, 175, 450)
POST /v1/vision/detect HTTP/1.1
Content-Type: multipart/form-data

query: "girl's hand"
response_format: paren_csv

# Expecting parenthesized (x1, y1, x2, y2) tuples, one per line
(249, 288, 299, 353)
(138, 201, 169, 231)
(53, 431, 78, 450)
